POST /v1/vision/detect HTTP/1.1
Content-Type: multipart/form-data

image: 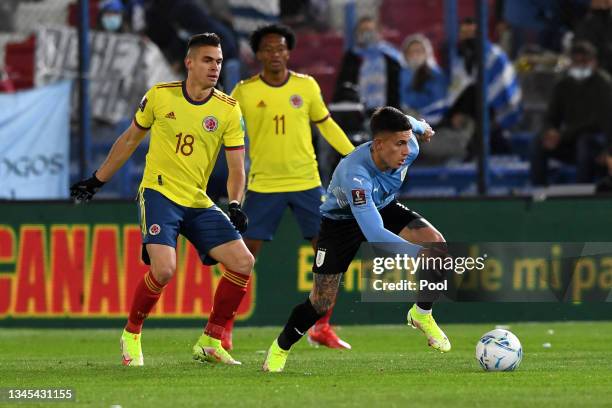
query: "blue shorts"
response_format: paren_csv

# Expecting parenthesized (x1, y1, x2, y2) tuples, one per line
(242, 186, 324, 241)
(137, 188, 241, 265)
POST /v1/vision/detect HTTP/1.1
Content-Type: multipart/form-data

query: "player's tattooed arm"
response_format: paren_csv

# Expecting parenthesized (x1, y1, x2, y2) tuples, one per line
(309, 273, 342, 315)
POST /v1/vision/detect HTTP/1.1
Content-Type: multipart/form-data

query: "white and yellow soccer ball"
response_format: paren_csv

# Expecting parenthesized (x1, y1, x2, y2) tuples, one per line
(475, 329, 523, 371)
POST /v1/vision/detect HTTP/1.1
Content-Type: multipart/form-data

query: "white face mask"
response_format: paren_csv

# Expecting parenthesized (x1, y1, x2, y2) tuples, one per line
(568, 66, 593, 80)
(357, 30, 378, 47)
(406, 55, 426, 69)
(102, 14, 122, 32)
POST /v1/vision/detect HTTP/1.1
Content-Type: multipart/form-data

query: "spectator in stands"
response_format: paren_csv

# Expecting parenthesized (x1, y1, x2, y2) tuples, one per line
(280, 0, 330, 30)
(574, 0, 612, 76)
(399, 33, 448, 125)
(98, 0, 126, 32)
(445, 17, 521, 156)
(530, 41, 612, 185)
(143, 0, 239, 77)
(595, 146, 612, 193)
(333, 16, 404, 115)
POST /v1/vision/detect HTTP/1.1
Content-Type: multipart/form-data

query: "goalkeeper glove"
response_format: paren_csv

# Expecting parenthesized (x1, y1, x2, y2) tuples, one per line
(70, 171, 105, 203)
(228, 201, 248, 233)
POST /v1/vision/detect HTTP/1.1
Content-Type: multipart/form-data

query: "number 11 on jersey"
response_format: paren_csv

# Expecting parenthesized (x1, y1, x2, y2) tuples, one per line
(273, 114, 285, 135)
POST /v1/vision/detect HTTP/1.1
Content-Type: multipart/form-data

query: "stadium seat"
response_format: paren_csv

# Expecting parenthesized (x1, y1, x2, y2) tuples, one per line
(4, 34, 35, 90)
(402, 157, 532, 196)
(67, 0, 100, 28)
(289, 30, 345, 102)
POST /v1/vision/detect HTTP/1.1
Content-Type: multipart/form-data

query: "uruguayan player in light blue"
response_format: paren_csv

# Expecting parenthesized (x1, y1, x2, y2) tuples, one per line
(263, 106, 451, 372)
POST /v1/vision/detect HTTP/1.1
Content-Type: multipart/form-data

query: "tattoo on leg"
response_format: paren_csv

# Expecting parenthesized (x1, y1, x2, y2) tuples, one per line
(309, 273, 341, 315)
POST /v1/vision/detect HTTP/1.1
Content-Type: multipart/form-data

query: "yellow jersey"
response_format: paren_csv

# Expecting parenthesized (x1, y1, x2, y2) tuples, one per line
(134, 81, 245, 208)
(231, 72, 331, 193)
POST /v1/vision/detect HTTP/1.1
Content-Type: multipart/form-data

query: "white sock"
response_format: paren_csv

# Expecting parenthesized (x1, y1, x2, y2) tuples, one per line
(415, 304, 432, 315)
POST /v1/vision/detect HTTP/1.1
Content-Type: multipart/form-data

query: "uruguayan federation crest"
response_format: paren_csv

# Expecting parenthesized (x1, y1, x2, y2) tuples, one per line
(316, 249, 326, 267)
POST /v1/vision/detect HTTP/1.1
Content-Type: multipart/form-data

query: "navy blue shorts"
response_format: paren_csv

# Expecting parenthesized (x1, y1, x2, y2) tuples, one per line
(137, 188, 241, 265)
(242, 186, 324, 241)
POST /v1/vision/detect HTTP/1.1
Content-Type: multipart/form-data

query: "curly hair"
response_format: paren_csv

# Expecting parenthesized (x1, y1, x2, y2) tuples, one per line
(249, 24, 296, 53)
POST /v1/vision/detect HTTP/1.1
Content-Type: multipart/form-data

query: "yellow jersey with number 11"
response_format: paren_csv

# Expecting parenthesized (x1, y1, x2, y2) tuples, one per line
(231, 72, 330, 193)
(134, 81, 245, 208)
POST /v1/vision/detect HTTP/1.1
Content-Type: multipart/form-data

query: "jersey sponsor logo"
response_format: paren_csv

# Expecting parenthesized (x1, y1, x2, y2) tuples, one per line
(351, 188, 366, 206)
(289, 94, 303, 108)
(256, 100, 266, 108)
(139, 96, 148, 112)
(148, 224, 161, 235)
(352, 177, 363, 185)
(165, 111, 176, 119)
(203, 115, 219, 132)
(401, 167, 408, 181)
(316, 248, 326, 267)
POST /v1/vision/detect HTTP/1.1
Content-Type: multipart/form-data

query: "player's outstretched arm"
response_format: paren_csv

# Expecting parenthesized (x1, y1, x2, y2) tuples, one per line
(315, 116, 354, 156)
(225, 148, 248, 233)
(406, 115, 435, 143)
(70, 121, 147, 203)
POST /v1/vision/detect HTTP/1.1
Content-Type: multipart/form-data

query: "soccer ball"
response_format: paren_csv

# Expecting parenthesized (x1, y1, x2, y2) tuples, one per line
(475, 329, 523, 371)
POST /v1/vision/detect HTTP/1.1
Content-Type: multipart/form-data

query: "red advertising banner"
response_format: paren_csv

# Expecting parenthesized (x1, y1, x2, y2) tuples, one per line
(0, 224, 255, 319)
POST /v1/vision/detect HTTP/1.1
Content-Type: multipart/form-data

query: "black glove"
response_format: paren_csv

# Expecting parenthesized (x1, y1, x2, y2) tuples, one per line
(228, 201, 248, 233)
(70, 172, 106, 203)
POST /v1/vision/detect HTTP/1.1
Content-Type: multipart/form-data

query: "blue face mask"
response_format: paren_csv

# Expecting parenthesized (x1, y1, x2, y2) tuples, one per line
(102, 14, 122, 32)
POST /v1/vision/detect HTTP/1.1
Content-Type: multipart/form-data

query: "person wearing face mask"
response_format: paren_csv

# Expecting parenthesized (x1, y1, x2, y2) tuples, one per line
(399, 34, 448, 125)
(575, 0, 612, 77)
(333, 16, 404, 115)
(98, 0, 125, 33)
(443, 17, 521, 158)
(530, 41, 612, 185)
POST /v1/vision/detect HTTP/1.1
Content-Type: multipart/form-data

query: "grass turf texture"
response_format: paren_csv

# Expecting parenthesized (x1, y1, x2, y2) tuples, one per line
(1, 322, 611, 407)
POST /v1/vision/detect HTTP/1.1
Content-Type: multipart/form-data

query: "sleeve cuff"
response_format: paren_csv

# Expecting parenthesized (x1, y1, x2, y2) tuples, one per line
(224, 145, 245, 151)
(133, 117, 151, 130)
(312, 113, 331, 124)
(406, 115, 424, 134)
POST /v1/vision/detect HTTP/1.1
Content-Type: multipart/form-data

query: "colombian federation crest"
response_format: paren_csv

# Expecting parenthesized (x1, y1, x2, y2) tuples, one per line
(289, 94, 303, 108)
(203, 115, 219, 132)
(316, 248, 326, 267)
(149, 224, 161, 236)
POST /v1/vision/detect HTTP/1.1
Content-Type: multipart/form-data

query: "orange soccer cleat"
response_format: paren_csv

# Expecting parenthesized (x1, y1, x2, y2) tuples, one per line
(307, 324, 351, 350)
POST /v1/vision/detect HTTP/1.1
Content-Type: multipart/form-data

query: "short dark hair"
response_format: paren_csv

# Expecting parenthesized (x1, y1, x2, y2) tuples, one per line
(250, 24, 296, 53)
(187, 33, 221, 55)
(370, 107, 412, 136)
(571, 41, 597, 59)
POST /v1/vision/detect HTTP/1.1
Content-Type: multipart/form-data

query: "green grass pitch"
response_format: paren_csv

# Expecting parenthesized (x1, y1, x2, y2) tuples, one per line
(1, 322, 611, 407)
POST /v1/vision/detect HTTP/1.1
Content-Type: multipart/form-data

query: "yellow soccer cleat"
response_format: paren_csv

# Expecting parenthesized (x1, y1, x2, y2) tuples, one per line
(407, 305, 451, 353)
(262, 339, 290, 373)
(120, 329, 144, 366)
(192, 334, 241, 365)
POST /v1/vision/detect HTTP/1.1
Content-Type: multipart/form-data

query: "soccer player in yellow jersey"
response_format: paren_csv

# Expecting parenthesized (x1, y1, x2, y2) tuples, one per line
(229, 24, 354, 350)
(70, 33, 253, 366)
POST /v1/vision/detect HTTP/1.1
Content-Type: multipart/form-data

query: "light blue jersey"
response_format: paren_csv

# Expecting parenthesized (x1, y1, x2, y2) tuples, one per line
(320, 116, 424, 246)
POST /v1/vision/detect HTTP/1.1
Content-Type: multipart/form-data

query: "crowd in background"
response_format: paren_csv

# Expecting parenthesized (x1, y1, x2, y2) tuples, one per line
(1, 0, 612, 193)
